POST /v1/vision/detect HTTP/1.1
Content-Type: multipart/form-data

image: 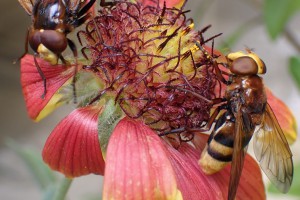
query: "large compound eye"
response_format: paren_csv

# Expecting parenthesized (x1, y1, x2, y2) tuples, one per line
(227, 50, 267, 75)
(230, 57, 258, 75)
(40, 30, 67, 54)
(28, 29, 42, 52)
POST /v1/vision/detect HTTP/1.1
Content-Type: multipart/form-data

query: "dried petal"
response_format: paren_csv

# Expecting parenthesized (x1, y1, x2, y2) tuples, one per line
(42, 106, 105, 177)
(266, 88, 297, 144)
(103, 117, 182, 200)
(193, 133, 265, 200)
(20, 54, 75, 121)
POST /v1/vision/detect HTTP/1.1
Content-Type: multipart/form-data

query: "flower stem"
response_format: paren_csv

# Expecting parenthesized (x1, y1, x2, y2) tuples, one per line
(53, 178, 73, 200)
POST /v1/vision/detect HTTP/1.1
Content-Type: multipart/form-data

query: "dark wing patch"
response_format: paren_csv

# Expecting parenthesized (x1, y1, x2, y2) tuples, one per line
(253, 103, 293, 193)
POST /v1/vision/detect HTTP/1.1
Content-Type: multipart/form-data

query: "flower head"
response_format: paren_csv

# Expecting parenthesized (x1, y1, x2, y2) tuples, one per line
(19, 0, 296, 199)
(78, 1, 216, 133)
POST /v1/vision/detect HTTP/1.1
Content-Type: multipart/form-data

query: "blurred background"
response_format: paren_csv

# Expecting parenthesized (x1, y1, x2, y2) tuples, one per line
(0, 0, 299, 199)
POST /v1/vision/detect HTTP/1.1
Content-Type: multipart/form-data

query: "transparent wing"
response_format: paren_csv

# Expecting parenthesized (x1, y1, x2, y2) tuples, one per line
(253, 103, 293, 193)
(228, 104, 247, 200)
(18, 0, 35, 15)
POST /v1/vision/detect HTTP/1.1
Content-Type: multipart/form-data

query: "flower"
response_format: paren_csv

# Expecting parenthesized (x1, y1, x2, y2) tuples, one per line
(20, 0, 295, 199)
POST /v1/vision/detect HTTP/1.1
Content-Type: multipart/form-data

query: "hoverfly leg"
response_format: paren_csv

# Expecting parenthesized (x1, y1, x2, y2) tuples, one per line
(204, 103, 228, 131)
(211, 97, 226, 105)
(159, 126, 212, 137)
(33, 53, 47, 98)
(67, 38, 78, 104)
(58, 54, 67, 65)
(194, 41, 230, 85)
(213, 61, 231, 85)
(100, 0, 116, 7)
(75, 13, 92, 27)
(158, 127, 186, 137)
(77, 0, 96, 18)
(165, 85, 214, 104)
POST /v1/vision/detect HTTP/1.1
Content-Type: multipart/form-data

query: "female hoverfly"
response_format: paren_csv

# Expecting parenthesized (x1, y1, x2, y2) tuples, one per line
(198, 49, 293, 200)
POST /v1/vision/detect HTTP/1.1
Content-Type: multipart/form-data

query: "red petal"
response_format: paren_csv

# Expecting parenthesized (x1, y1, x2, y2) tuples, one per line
(210, 154, 265, 200)
(20, 54, 75, 121)
(42, 106, 105, 177)
(103, 117, 182, 200)
(165, 143, 223, 200)
(193, 133, 265, 200)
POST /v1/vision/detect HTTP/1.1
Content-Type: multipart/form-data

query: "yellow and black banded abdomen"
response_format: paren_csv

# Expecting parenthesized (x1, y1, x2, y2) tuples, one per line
(199, 112, 235, 174)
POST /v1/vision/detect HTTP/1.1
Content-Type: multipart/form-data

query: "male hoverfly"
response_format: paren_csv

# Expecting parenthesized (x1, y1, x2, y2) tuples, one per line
(198, 49, 293, 200)
(18, 0, 114, 97)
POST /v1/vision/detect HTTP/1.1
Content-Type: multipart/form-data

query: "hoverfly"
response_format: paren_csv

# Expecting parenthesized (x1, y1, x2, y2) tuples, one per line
(18, 0, 113, 97)
(198, 49, 293, 200)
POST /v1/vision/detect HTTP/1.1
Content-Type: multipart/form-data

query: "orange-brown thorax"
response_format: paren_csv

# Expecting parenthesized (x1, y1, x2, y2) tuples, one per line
(226, 55, 267, 125)
(225, 75, 267, 119)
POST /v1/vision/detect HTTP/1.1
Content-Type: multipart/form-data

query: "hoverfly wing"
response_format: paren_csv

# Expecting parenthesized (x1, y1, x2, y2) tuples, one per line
(228, 105, 247, 200)
(18, 0, 36, 15)
(253, 103, 293, 193)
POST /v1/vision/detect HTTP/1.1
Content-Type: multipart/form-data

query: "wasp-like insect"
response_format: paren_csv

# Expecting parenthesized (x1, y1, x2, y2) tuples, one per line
(18, 0, 113, 97)
(198, 49, 293, 200)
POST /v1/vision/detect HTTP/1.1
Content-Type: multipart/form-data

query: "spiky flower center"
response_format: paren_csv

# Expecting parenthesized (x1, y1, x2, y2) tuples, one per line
(79, 1, 217, 134)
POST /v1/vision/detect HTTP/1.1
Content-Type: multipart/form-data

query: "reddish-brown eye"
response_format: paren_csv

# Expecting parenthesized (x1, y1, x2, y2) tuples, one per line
(28, 29, 42, 52)
(40, 30, 68, 54)
(230, 57, 258, 75)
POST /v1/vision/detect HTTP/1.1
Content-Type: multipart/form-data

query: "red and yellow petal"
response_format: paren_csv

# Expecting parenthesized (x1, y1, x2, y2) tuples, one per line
(266, 88, 297, 144)
(193, 133, 265, 200)
(165, 142, 223, 200)
(42, 106, 105, 177)
(20, 54, 76, 122)
(103, 117, 182, 200)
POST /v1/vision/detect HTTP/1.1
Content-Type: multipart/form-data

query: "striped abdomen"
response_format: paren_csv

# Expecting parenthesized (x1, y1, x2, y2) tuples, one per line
(199, 111, 252, 174)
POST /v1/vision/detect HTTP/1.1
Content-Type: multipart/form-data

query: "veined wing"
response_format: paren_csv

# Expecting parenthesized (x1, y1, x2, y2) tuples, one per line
(253, 103, 293, 193)
(228, 104, 247, 200)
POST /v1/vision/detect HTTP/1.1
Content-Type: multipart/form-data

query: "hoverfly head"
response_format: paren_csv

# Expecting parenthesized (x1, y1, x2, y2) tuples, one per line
(226, 50, 266, 75)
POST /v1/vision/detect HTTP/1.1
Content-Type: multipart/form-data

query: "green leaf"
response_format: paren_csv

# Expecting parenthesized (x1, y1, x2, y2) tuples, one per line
(263, 0, 300, 39)
(5, 139, 56, 189)
(268, 162, 300, 196)
(289, 56, 300, 90)
(98, 99, 123, 156)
